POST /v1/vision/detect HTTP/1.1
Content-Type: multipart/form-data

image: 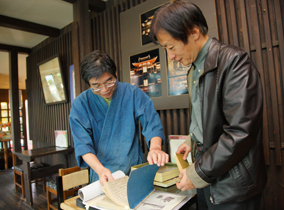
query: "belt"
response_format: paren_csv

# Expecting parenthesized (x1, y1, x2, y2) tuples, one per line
(196, 142, 203, 152)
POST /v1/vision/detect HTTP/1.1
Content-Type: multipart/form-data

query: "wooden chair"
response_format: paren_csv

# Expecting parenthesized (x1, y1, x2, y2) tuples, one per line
(12, 153, 47, 198)
(46, 166, 89, 210)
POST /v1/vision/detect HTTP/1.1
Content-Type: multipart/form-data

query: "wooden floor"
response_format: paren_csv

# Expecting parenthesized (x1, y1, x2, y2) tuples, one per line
(0, 168, 48, 210)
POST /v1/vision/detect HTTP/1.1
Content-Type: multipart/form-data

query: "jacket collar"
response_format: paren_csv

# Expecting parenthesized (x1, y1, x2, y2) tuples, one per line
(203, 38, 221, 74)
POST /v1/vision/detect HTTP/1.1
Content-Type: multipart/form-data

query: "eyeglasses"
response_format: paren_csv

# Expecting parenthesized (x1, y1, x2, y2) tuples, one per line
(91, 80, 116, 92)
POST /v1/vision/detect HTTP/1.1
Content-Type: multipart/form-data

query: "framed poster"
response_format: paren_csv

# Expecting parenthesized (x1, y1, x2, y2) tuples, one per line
(130, 49, 162, 98)
(37, 54, 68, 105)
(140, 6, 160, 45)
(167, 55, 191, 96)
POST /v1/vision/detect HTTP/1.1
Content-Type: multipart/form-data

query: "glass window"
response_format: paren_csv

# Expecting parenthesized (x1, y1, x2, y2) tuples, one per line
(2, 118, 8, 124)
(1, 110, 8, 117)
(1, 102, 7, 109)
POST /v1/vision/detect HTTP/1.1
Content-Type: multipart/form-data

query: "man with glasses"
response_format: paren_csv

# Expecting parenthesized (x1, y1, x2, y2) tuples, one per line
(69, 50, 168, 185)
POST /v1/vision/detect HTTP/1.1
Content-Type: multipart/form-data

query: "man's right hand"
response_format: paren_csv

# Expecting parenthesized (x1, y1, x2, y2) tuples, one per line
(176, 142, 191, 160)
(82, 153, 114, 186)
(98, 167, 114, 186)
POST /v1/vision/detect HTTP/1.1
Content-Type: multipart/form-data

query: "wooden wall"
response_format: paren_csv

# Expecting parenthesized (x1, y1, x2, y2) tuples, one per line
(26, 24, 77, 166)
(215, 0, 284, 209)
(25, 0, 283, 208)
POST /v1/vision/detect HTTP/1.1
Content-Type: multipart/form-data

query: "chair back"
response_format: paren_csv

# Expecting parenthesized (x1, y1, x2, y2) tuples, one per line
(61, 169, 89, 191)
(56, 167, 89, 209)
(59, 166, 80, 176)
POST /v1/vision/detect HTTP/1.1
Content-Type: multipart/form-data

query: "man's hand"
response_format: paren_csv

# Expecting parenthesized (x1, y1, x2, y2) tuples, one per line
(176, 142, 191, 160)
(98, 167, 114, 186)
(82, 153, 114, 186)
(176, 168, 195, 191)
(147, 149, 169, 166)
(148, 137, 169, 166)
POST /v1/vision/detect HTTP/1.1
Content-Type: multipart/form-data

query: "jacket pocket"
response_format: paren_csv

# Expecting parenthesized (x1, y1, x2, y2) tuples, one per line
(230, 156, 256, 189)
(210, 155, 256, 204)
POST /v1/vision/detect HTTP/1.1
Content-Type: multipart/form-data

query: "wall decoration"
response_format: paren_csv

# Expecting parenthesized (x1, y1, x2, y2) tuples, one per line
(69, 64, 75, 105)
(167, 56, 191, 96)
(130, 49, 161, 98)
(38, 55, 68, 105)
(120, 0, 218, 109)
(140, 6, 160, 45)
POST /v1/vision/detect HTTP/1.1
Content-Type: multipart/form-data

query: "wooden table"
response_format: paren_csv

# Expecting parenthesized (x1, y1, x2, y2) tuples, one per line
(15, 146, 74, 206)
(0, 135, 12, 170)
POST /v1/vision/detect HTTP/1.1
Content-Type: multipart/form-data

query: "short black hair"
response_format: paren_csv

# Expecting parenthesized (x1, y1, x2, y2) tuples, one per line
(80, 50, 117, 86)
(150, 0, 208, 44)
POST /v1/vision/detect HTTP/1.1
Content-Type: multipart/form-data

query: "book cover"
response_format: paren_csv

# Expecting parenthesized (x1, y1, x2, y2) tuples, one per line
(174, 153, 190, 172)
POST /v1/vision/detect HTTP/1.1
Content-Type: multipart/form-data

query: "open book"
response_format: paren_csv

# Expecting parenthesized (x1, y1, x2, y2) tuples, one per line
(78, 164, 193, 210)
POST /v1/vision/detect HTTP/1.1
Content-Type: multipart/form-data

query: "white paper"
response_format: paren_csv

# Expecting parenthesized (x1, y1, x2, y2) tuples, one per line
(136, 191, 192, 210)
(78, 170, 125, 203)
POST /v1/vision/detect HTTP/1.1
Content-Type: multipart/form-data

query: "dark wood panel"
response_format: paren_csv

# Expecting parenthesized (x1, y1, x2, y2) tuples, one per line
(215, 0, 284, 208)
(261, 0, 282, 166)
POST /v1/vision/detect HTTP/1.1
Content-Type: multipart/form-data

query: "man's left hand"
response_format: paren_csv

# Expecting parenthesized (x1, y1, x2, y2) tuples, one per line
(176, 168, 195, 191)
(147, 149, 169, 166)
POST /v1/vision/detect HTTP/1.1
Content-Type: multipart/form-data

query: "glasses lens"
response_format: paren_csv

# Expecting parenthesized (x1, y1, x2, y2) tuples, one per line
(92, 80, 116, 91)
(106, 80, 116, 88)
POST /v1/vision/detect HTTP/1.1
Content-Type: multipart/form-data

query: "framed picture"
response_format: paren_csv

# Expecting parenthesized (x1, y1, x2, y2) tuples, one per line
(130, 49, 162, 98)
(166, 53, 191, 96)
(140, 6, 160, 45)
(37, 54, 68, 105)
(69, 64, 75, 105)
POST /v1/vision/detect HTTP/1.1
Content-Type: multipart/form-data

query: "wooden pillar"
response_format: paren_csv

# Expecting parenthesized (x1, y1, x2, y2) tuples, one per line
(9, 50, 21, 153)
(73, 0, 92, 93)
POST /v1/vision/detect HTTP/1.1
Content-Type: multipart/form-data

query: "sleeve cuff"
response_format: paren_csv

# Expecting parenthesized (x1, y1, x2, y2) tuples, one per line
(186, 162, 210, 189)
(184, 135, 191, 146)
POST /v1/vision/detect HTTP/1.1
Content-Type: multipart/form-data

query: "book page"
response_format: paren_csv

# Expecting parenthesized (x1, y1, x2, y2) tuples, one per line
(86, 194, 126, 210)
(97, 195, 127, 210)
(103, 176, 129, 208)
(79, 170, 125, 203)
(136, 191, 190, 210)
(157, 165, 177, 173)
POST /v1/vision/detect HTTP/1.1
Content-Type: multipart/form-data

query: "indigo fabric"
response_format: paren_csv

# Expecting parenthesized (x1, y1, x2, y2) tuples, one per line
(69, 81, 165, 183)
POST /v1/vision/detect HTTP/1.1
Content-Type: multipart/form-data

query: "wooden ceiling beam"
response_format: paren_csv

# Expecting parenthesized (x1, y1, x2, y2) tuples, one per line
(0, 15, 60, 37)
(63, 0, 106, 13)
(88, 0, 106, 13)
(0, 44, 31, 54)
